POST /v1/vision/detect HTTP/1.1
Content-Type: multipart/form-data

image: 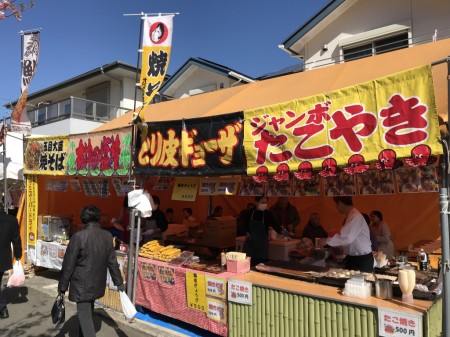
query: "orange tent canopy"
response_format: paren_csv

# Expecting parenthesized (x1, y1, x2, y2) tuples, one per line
(94, 38, 450, 132)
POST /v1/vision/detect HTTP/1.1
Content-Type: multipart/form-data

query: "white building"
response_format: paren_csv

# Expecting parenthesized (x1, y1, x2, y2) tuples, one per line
(279, 0, 450, 70)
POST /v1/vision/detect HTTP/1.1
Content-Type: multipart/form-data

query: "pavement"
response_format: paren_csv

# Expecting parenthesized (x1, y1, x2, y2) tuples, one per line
(0, 269, 190, 337)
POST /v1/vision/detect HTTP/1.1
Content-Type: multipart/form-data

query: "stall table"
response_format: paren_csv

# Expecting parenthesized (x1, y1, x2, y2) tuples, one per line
(32, 240, 67, 270)
(227, 271, 441, 337)
(135, 256, 235, 337)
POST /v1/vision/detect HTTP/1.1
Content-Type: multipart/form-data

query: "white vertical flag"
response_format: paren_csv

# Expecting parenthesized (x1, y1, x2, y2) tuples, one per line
(11, 31, 40, 135)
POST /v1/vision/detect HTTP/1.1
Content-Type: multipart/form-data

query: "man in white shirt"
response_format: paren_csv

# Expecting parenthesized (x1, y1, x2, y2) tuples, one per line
(326, 196, 374, 272)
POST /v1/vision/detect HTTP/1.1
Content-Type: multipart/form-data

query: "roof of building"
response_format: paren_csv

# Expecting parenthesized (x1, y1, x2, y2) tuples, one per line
(159, 57, 255, 96)
(280, 0, 346, 51)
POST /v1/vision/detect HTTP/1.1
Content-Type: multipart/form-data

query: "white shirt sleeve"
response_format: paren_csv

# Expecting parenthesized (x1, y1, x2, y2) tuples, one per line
(326, 208, 372, 256)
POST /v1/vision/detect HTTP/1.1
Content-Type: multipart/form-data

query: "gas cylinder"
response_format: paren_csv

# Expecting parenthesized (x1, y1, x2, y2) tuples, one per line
(417, 249, 429, 271)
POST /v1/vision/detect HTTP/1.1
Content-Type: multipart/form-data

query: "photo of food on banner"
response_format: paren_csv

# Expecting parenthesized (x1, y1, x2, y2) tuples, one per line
(395, 166, 438, 193)
(265, 177, 291, 197)
(322, 173, 356, 196)
(357, 170, 395, 195)
(292, 175, 321, 197)
(239, 176, 264, 196)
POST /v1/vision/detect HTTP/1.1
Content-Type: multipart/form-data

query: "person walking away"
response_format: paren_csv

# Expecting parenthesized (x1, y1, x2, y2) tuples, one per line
(243, 196, 284, 266)
(326, 196, 374, 272)
(0, 209, 22, 319)
(58, 205, 125, 337)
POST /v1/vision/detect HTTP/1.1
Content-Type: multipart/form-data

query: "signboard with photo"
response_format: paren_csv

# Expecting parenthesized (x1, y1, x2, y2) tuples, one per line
(292, 176, 321, 197)
(70, 179, 81, 192)
(153, 177, 172, 190)
(322, 172, 356, 196)
(358, 170, 395, 195)
(395, 166, 439, 193)
(239, 176, 264, 196)
(266, 177, 292, 197)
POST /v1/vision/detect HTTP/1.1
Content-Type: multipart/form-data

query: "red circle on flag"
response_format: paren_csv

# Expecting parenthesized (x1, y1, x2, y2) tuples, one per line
(149, 22, 169, 44)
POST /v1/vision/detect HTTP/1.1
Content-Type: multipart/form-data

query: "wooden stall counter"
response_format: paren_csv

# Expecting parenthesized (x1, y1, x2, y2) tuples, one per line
(227, 271, 442, 337)
(233, 271, 433, 314)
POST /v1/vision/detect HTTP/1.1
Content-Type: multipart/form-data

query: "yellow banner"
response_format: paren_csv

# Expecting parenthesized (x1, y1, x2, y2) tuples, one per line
(24, 136, 69, 175)
(26, 175, 38, 246)
(244, 65, 442, 175)
(186, 271, 207, 312)
(141, 45, 171, 105)
(171, 177, 199, 201)
(140, 15, 174, 107)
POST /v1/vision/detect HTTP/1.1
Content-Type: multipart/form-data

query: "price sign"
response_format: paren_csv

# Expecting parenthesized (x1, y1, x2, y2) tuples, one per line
(205, 276, 226, 299)
(227, 280, 252, 305)
(378, 308, 422, 337)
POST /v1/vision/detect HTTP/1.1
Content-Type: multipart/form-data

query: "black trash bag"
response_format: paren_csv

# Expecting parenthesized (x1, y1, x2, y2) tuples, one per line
(51, 293, 65, 326)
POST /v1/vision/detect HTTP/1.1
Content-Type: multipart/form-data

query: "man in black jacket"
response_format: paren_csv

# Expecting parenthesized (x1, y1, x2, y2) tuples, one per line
(58, 205, 124, 337)
(0, 209, 22, 319)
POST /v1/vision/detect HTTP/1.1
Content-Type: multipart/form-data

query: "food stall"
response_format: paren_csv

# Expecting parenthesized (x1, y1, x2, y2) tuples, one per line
(21, 40, 450, 336)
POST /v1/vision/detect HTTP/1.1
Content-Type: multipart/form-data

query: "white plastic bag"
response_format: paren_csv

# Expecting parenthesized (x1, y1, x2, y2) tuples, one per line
(7, 261, 25, 287)
(119, 291, 137, 321)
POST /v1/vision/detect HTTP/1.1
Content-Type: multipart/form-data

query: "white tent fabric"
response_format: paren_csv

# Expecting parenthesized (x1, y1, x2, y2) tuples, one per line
(0, 132, 24, 181)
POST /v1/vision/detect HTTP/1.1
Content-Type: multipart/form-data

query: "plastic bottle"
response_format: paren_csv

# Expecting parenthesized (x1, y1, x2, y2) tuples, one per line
(418, 249, 429, 271)
(220, 250, 227, 268)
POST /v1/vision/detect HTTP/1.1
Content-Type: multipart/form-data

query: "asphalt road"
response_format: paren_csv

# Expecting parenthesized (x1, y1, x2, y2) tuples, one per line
(0, 270, 188, 337)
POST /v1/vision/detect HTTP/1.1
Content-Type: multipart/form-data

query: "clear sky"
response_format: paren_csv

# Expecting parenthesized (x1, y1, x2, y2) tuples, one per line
(0, 0, 330, 118)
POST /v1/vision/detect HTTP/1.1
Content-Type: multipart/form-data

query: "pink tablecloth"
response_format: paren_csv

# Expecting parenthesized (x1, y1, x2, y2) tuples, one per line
(135, 257, 234, 337)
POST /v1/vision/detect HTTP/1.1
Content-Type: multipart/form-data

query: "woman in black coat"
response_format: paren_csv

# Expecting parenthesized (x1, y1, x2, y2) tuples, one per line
(58, 205, 124, 337)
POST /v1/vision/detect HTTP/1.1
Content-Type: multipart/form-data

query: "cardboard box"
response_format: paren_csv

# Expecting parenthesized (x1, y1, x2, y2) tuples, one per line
(201, 216, 237, 248)
(227, 257, 251, 273)
(203, 216, 237, 231)
(269, 239, 300, 261)
(235, 236, 300, 261)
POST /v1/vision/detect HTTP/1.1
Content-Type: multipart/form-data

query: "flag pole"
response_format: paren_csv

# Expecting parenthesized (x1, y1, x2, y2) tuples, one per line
(125, 12, 145, 299)
(129, 13, 145, 185)
(124, 12, 179, 16)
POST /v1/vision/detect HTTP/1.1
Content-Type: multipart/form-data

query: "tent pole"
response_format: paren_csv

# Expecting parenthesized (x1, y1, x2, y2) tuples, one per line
(3, 119, 7, 213)
(439, 188, 450, 337)
(126, 209, 137, 297)
(439, 57, 450, 337)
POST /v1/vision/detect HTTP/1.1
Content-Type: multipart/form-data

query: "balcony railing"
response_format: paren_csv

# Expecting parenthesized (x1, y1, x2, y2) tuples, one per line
(27, 96, 131, 126)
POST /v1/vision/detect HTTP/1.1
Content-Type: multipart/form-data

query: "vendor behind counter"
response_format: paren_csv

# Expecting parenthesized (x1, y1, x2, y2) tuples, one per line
(243, 196, 284, 266)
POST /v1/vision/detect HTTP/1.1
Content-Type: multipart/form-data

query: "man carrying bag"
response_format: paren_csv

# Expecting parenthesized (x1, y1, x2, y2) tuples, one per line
(58, 205, 125, 337)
